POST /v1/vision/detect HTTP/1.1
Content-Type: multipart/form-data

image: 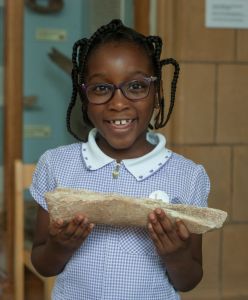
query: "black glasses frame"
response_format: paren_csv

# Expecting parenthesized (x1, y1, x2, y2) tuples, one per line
(82, 76, 157, 104)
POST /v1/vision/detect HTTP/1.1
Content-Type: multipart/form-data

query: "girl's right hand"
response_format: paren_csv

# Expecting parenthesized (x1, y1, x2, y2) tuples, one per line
(48, 214, 94, 252)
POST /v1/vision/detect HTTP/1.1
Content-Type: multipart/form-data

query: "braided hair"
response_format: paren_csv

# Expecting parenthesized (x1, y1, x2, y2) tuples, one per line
(67, 19, 180, 140)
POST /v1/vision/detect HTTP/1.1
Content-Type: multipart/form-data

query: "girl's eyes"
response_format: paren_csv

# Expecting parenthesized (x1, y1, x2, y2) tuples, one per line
(128, 81, 147, 92)
(91, 84, 112, 94)
(87, 79, 149, 95)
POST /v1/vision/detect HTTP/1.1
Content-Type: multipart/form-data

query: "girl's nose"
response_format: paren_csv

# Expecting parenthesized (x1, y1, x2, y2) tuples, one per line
(107, 88, 130, 111)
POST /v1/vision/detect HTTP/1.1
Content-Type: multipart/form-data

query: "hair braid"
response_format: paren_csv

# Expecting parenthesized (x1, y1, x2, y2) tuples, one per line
(66, 38, 88, 140)
(157, 58, 180, 128)
(146, 36, 165, 129)
(146, 36, 162, 80)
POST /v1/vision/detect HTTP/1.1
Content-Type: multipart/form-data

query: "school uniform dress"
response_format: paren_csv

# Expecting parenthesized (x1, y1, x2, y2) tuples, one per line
(30, 128, 210, 300)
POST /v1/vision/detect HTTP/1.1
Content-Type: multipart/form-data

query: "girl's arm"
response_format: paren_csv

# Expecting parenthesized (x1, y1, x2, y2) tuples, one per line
(148, 208, 203, 292)
(31, 205, 94, 277)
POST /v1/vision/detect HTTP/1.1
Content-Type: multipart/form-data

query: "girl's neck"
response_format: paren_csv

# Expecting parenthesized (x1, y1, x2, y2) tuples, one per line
(95, 134, 155, 162)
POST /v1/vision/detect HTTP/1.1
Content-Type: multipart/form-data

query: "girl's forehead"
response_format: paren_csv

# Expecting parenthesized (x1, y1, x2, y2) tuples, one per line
(86, 41, 153, 72)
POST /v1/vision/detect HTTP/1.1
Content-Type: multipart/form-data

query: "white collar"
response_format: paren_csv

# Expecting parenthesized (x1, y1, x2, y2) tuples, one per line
(81, 128, 172, 181)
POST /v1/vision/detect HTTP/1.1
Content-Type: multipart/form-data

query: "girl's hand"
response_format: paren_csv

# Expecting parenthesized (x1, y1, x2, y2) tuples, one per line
(147, 208, 190, 260)
(48, 214, 94, 252)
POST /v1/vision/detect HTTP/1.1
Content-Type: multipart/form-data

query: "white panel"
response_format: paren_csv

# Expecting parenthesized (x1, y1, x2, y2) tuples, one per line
(89, 0, 121, 34)
(120, 0, 125, 22)
(24, 124, 51, 138)
(150, 0, 157, 34)
(205, 0, 248, 29)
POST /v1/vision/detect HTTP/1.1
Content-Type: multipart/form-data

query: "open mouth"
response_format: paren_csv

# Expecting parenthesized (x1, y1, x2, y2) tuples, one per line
(109, 119, 133, 126)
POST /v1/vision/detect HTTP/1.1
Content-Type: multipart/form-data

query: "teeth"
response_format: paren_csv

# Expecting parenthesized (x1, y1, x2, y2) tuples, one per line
(111, 120, 131, 125)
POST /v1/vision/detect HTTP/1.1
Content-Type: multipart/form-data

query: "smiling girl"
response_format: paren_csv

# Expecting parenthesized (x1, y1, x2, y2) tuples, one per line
(30, 19, 210, 300)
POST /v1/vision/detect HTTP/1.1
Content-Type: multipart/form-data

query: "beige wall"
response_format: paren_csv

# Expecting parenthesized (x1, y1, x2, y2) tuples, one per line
(157, 1, 248, 299)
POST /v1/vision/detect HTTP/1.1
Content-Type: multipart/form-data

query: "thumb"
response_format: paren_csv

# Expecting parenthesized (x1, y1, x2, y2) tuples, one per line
(176, 219, 190, 241)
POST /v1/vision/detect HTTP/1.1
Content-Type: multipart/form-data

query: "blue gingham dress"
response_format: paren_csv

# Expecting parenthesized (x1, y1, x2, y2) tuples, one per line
(30, 129, 210, 300)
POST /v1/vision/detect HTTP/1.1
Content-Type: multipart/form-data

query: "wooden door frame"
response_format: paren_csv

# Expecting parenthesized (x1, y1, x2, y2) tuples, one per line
(3, 0, 24, 296)
(134, 0, 150, 35)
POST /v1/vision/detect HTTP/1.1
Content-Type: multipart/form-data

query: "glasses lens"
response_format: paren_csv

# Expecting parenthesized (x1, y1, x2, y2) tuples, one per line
(84, 77, 156, 103)
(123, 79, 150, 100)
(86, 83, 113, 104)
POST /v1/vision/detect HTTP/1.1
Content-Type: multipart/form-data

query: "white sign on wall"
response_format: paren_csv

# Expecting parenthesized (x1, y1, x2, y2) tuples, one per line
(205, 0, 248, 28)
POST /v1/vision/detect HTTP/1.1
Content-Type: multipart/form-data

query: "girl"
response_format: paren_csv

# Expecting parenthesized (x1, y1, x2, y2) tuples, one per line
(30, 19, 210, 299)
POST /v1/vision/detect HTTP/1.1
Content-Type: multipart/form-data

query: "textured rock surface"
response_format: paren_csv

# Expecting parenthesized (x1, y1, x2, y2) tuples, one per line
(45, 188, 228, 234)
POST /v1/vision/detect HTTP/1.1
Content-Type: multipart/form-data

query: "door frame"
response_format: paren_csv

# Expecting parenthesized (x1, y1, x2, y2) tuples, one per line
(3, 0, 24, 295)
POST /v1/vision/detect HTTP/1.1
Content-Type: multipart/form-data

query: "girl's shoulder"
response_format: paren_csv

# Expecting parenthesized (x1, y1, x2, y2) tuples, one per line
(46, 142, 82, 154)
(167, 151, 208, 178)
(38, 142, 83, 163)
(169, 151, 199, 168)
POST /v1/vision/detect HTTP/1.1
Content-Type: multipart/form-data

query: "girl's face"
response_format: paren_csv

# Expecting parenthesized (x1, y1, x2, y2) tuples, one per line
(85, 41, 157, 160)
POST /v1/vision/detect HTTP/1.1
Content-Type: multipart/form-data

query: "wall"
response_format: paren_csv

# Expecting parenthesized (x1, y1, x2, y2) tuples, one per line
(157, 1, 248, 299)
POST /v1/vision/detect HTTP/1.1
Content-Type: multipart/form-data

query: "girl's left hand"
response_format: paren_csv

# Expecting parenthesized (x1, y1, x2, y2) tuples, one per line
(148, 208, 190, 259)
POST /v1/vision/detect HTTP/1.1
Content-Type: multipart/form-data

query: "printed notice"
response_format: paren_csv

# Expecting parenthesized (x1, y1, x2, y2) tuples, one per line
(205, 0, 248, 28)
(36, 28, 67, 41)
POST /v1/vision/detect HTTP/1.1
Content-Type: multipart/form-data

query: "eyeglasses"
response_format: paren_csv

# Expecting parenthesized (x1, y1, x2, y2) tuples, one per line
(82, 76, 157, 104)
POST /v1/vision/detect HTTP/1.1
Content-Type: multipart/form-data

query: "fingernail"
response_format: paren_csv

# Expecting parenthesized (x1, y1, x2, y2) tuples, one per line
(77, 215, 83, 221)
(155, 208, 161, 215)
(181, 225, 189, 237)
(151, 217, 157, 224)
(74, 216, 81, 224)
(149, 213, 155, 220)
(56, 219, 62, 226)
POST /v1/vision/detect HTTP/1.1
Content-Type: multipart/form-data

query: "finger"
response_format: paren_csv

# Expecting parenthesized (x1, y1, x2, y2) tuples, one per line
(49, 219, 66, 236)
(176, 219, 190, 241)
(80, 223, 95, 240)
(155, 209, 180, 244)
(147, 222, 163, 250)
(148, 212, 172, 246)
(71, 216, 90, 239)
(61, 216, 85, 239)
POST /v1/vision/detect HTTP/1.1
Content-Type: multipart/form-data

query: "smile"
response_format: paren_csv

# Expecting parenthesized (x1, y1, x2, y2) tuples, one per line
(109, 119, 133, 126)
